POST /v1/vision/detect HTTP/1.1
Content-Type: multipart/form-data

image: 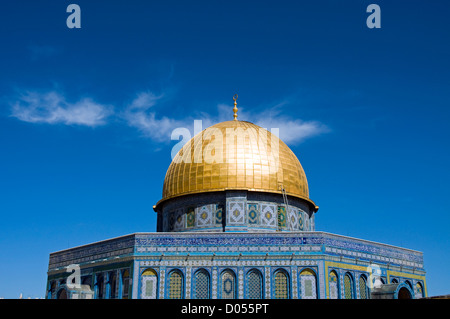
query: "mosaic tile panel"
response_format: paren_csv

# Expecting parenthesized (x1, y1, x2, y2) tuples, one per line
(215, 204, 224, 225)
(277, 206, 286, 229)
(247, 203, 259, 225)
(318, 262, 325, 299)
(141, 276, 157, 299)
(212, 268, 217, 299)
(238, 269, 244, 299)
(221, 271, 235, 299)
(186, 208, 195, 228)
(265, 268, 271, 299)
(288, 207, 298, 230)
(260, 204, 276, 227)
(291, 266, 298, 299)
(174, 208, 185, 231)
(196, 205, 213, 227)
(300, 275, 316, 299)
(227, 201, 245, 225)
(159, 268, 165, 299)
(185, 267, 191, 297)
(298, 211, 304, 231)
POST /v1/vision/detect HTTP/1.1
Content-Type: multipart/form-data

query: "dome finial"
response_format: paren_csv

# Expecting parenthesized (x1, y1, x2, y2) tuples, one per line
(233, 94, 238, 120)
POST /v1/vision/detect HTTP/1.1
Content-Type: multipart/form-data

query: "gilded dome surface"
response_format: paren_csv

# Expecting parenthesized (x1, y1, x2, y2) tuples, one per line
(157, 120, 315, 208)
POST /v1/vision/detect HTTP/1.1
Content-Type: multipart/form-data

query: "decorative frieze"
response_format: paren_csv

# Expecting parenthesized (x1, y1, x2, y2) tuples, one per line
(48, 231, 424, 272)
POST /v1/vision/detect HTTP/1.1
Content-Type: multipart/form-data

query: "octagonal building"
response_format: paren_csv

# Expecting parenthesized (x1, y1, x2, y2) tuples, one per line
(46, 99, 427, 300)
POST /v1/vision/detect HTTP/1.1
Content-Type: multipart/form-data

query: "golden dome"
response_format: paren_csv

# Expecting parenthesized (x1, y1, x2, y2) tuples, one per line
(156, 119, 316, 210)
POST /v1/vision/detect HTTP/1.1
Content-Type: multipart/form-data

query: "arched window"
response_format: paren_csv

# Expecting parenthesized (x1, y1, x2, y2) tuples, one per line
(221, 270, 236, 299)
(96, 274, 105, 299)
(359, 275, 368, 299)
(109, 272, 117, 299)
(273, 269, 289, 299)
(141, 268, 158, 299)
(246, 269, 263, 299)
(391, 278, 398, 284)
(415, 282, 424, 299)
(121, 270, 130, 299)
(57, 288, 68, 299)
(300, 269, 317, 299)
(329, 271, 339, 299)
(167, 270, 184, 299)
(193, 269, 210, 299)
(398, 287, 412, 299)
(344, 273, 354, 299)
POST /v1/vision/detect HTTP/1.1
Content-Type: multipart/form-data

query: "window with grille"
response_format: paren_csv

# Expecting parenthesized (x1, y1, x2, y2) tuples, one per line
(247, 270, 263, 299)
(359, 275, 368, 299)
(168, 270, 184, 299)
(194, 269, 210, 299)
(122, 270, 130, 299)
(274, 270, 289, 299)
(344, 273, 353, 299)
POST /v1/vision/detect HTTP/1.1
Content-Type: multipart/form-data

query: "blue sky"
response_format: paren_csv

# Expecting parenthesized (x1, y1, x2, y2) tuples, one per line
(0, 0, 449, 298)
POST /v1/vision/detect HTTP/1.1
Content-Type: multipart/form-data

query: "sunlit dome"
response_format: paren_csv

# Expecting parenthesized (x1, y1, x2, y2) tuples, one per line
(155, 119, 317, 211)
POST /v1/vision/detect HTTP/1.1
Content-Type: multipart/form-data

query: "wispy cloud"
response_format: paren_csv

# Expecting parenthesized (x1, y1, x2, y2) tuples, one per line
(10, 91, 113, 126)
(122, 92, 190, 143)
(127, 92, 163, 110)
(253, 112, 329, 145)
(115, 92, 329, 145)
(194, 101, 330, 145)
(9, 89, 329, 145)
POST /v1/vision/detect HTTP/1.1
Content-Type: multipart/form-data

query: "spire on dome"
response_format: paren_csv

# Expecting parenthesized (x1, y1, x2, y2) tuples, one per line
(233, 94, 238, 120)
